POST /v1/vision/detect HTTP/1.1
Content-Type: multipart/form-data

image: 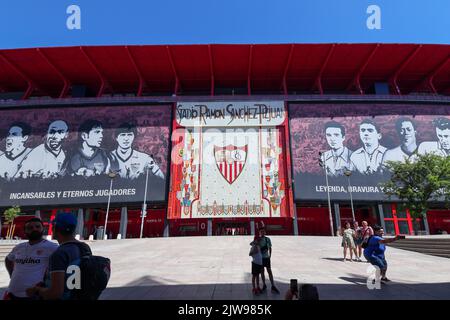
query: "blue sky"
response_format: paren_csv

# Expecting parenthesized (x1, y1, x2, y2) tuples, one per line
(1, 0, 449, 49)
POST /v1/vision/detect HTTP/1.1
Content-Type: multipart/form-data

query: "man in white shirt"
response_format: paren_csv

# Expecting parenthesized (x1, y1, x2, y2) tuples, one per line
(418, 117, 450, 157)
(382, 117, 418, 165)
(0, 122, 32, 180)
(110, 122, 164, 179)
(322, 121, 352, 176)
(4, 218, 58, 300)
(350, 119, 387, 174)
(18, 120, 69, 179)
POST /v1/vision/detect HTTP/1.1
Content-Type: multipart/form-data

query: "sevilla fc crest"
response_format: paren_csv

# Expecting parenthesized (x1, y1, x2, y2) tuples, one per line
(214, 145, 248, 184)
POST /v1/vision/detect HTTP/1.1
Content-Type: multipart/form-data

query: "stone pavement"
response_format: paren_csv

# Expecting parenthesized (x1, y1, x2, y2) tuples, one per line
(1, 236, 450, 300)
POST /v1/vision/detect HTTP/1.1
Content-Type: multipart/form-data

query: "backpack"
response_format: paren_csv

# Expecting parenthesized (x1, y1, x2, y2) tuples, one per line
(68, 242, 111, 300)
(361, 235, 373, 249)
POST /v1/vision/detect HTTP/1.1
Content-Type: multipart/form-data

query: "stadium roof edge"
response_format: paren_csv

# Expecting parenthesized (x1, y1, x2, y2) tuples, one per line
(0, 43, 449, 99)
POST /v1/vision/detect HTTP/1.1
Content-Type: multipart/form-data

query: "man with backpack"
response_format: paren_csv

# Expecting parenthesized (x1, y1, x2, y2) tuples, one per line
(25, 213, 110, 300)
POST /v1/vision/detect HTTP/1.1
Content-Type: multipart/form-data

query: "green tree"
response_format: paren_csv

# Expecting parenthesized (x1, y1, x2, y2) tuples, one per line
(3, 206, 21, 239)
(381, 153, 450, 234)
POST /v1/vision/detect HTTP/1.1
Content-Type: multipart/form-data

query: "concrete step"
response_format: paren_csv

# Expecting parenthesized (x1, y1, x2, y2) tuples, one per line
(388, 238, 450, 259)
(391, 246, 450, 254)
(390, 243, 450, 249)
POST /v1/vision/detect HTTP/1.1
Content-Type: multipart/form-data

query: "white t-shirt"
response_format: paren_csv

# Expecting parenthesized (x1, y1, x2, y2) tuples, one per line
(19, 144, 66, 179)
(6, 240, 58, 297)
(250, 245, 263, 265)
(111, 149, 164, 179)
(0, 147, 32, 180)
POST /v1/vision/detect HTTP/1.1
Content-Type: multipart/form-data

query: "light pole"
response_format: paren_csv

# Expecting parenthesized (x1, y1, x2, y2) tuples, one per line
(104, 171, 117, 240)
(140, 164, 151, 238)
(344, 169, 356, 222)
(319, 151, 334, 236)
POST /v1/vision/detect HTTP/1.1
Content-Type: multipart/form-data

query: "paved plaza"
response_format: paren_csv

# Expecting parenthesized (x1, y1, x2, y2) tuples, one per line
(1, 236, 450, 300)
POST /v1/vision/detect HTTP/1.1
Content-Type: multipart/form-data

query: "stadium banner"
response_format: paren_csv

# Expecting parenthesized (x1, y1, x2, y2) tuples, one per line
(168, 101, 290, 219)
(0, 105, 171, 206)
(289, 103, 450, 201)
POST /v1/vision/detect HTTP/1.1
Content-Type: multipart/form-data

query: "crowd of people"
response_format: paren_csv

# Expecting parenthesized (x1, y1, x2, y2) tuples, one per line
(3, 213, 110, 300)
(339, 220, 374, 262)
(339, 220, 404, 283)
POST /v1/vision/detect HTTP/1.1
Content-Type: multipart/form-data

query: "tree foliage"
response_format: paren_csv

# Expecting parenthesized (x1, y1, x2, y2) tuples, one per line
(381, 153, 450, 221)
(3, 206, 21, 224)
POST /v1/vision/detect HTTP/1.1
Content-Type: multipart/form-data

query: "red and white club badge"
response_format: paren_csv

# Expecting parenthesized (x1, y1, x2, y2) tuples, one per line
(214, 145, 248, 184)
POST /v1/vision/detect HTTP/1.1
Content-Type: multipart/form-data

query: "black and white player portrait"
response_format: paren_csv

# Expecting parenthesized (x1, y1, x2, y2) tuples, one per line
(322, 121, 352, 176)
(68, 119, 111, 177)
(0, 122, 32, 180)
(418, 117, 450, 157)
(19, 120, 69, 179)
(349, 119, 387, 174)
(382, 117, 418, 165)
(110, 122, 164, 180)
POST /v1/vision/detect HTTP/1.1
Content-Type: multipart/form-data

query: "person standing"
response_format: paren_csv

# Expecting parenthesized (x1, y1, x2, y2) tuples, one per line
(353, 221, 363, 262)
(340, 222, 357, 262)
(4, 218, 58, 300)
(360, 220, 374, 253)
(363, 225, 403, 283)
(249, 236, 263, 295)
(258, 227, 280, 294)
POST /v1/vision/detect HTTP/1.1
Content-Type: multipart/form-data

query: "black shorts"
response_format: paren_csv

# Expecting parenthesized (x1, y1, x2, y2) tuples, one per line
(252, 262, 263, 275)
(262, 257, 271, 268)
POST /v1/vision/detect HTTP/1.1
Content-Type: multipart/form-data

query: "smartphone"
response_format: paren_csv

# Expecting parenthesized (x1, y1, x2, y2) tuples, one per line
(397, 235, 406, 240)
(290, 279, 298, 294)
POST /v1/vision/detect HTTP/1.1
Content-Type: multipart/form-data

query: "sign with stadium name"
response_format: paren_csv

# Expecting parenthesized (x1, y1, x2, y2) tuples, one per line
(176, 101, 285, 127)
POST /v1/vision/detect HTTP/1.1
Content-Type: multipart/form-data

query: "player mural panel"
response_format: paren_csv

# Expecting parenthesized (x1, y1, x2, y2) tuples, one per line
(0, 105, 171, 206)
(169, 101, 289, 219)
(289, 103, 450, 201)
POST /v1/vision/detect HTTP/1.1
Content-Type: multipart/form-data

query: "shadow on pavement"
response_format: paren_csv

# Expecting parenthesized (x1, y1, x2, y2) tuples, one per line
(99, 275, 450, 300)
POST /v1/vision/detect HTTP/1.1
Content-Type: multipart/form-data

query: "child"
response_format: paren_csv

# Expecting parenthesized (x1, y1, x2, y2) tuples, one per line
(249, 236, 263, 295)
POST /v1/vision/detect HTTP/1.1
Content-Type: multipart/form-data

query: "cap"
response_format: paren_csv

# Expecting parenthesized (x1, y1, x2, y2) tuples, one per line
(51, 213, 77, 232)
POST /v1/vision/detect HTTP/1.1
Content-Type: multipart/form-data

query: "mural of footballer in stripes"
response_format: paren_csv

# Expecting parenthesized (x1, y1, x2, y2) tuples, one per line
(110, 122, 164, 180)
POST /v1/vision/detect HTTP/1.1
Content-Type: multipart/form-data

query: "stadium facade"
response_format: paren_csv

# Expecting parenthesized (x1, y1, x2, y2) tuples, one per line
(0, 43, 449, 239)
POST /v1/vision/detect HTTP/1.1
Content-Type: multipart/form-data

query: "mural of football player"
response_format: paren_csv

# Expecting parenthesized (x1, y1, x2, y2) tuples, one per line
(19, 120, 69, 179)
(0, 122, 32, 180)
(322, 121, 352, 176)
(349, 119, 387, 174)
(69, 119, 110, 177)
(382, 117, 418, 165)
(418, 117, 450, 157)
(110, 122, 164, 179)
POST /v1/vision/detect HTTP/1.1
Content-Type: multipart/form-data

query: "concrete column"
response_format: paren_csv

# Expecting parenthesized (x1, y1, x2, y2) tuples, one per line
(75, 208, 84, 239)
(423, 213, 430, 235)
(207, 218, 212, 236)
(35, 210, 41, 219)
(119, 207, 128, 239)
(377, 204, 386, 231)
(292, 207, 299, 236)
(333, 203, 341, 235)
(163, 218, 170, 237)
(250, 219, 255, 235)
